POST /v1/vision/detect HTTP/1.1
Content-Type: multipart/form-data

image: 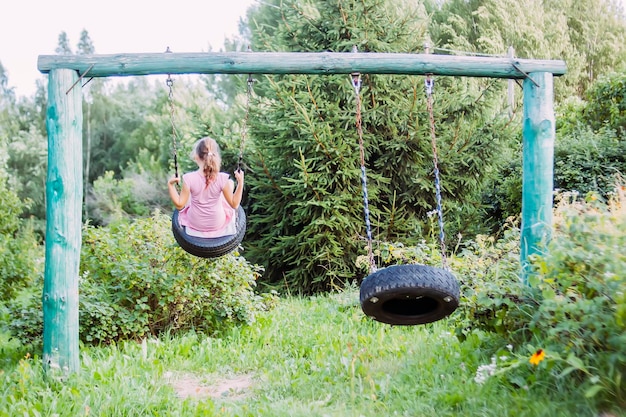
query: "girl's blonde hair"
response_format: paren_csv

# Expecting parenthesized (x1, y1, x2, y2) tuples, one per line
(191, 137, 221, 187)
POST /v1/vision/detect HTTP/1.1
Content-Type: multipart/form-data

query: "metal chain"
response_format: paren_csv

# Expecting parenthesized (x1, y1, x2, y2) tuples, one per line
(239, 74, 254, 171)
(166, 74, 179, 179)
(352, 72, 376, 274)
(425, 75, 449, 270)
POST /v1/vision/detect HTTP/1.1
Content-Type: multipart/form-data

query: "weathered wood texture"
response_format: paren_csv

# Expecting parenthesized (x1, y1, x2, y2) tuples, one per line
(521, 72, 555, 282)
(38, 52, 567, 78)
(43, 69, 83, 375)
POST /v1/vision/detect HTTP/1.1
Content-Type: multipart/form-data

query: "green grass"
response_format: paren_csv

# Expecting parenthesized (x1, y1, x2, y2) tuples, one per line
(0, 289, 613, 417)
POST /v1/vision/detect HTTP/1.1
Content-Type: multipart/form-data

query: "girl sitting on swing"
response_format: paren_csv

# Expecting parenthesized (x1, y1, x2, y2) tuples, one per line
(168, 136, 244, 238)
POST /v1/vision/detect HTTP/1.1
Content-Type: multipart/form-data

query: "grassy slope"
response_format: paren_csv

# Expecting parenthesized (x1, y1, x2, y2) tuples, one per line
(0, 289, 605, 417)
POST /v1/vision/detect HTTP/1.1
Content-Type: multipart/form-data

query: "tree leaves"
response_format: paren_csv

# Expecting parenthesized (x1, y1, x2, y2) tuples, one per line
(241, 0, 517, 292)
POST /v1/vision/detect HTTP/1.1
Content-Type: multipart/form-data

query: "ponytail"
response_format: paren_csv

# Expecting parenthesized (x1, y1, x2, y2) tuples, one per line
(193, 137, 222, 188)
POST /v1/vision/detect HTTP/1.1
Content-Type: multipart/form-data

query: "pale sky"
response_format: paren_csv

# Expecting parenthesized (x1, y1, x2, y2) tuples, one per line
(2, 0, 625, 98)
(1, 0, 256, 97)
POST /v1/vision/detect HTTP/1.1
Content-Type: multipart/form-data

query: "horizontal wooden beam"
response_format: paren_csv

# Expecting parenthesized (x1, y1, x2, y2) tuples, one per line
(38, 52, 566, 79)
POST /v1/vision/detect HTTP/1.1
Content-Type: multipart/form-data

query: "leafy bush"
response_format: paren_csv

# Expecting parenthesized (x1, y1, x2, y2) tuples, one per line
(451, 221, 532, 340)
(581, 72, 626, 134)
(552, 73, 626, 200)
(479, 157, 523, 233)
(8, 211, 276, 345)
(5, 285, 42, 347)
(525, 189, 626, 404)
(0, 175, 42, 302)
(86, 170, 170, 226)
(484, 73, 626, 233)
(481, 125, 626, 232)
(453, 187, 626, 406)
(554, 127, 625, 199)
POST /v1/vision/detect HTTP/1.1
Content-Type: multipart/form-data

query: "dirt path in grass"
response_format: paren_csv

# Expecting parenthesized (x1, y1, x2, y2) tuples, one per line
(165, 371, 255, 400)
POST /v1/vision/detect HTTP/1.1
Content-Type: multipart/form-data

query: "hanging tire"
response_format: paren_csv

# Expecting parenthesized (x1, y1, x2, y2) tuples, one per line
(171, 206, 246, 258)
(359, 264, 460, 325)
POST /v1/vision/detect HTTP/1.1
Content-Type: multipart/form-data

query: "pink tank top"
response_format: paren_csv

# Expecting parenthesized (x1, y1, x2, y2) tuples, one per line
(178, 171, 235, 234)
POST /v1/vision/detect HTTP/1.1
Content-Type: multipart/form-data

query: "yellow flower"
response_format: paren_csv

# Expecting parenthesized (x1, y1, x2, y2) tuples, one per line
(529, 349, 546, 366)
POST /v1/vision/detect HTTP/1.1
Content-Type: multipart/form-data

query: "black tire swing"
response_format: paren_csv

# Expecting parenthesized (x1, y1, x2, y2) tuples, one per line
(166, 74, 254, 258)
(351, 71, 460, 325)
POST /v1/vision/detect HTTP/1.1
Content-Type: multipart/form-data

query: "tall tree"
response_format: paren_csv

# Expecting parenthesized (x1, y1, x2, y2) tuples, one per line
(563, 0, 626, 93)
(6, 127, 48, 223)
(429, 0, 626, 231)
(242, 0, 514, 292)
(428, 0, 626, 99)
(0, 61, 15, 101)
(55, 31, 73, 55)
(77, 29, 95, 55)
(0, 61, 15, 174)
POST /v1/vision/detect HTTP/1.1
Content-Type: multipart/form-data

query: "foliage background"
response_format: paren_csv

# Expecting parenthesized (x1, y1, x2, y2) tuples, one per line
(0, 0, 623, 305)
(1, 0, 624, 292)
(0, 0, 625, 413)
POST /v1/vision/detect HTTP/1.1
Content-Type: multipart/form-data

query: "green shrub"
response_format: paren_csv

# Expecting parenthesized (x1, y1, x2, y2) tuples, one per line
(453, 187, 626, 406)
(582, 72, 626, 134)
(553, 73, 626, 200)
(525, 189, 626, 404)
(0, 175, 42, 302)
(79, 211, 274, 343)
(480, 125, 625, 233)
(5, 286, 43, 347)
(484, 74, 626, 232)
(8, 211, 275, 345)
(86, 170, 170, 226)
(450, 222, 533, 341)
(554, 127, 625, 199)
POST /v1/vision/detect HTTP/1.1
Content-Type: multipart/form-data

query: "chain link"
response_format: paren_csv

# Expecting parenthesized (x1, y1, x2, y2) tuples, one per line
(425, 75, 449, 270)
(166, 74, 179, 180)
(352, 72, 376, 274)
(239, 74, 254, 171)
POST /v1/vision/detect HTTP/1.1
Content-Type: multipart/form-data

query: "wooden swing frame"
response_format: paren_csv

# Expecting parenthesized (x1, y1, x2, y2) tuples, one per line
(38, 50, 565, 375)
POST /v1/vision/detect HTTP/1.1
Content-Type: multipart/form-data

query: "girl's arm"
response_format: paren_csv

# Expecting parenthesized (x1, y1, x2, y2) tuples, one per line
(168, 176, 190, 210)
(222, 170, 244, 209)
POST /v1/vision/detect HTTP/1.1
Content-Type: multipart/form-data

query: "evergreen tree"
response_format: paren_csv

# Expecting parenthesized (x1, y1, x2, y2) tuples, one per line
(77, 29, 95, 55)
(55, 31, 73, 55)
(242, 0, 513, 292)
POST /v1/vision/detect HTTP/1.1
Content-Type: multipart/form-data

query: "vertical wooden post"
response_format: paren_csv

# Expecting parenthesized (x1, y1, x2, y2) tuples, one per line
(520, 72, 555, 284)
(43, 69, 83, 375)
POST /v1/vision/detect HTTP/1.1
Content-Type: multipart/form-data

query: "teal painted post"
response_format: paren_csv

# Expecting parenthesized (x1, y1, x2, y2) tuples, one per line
(43, 69, 83, 375)
(520, 72, 555, 284)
